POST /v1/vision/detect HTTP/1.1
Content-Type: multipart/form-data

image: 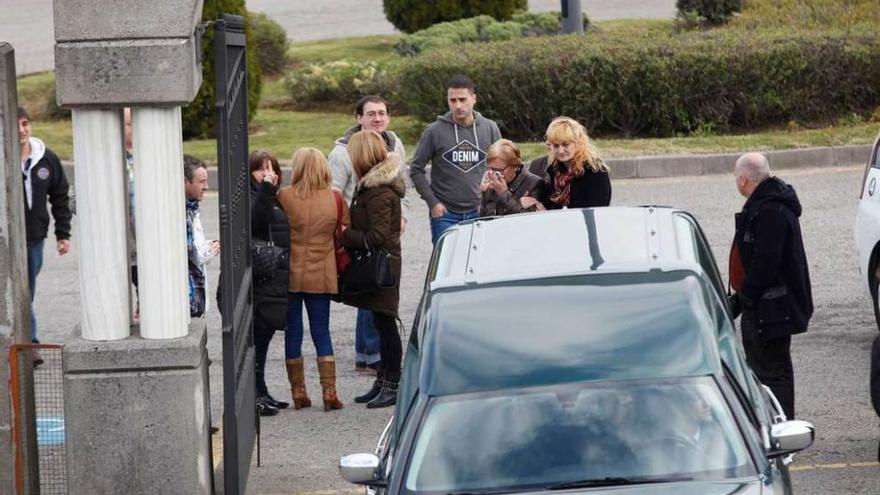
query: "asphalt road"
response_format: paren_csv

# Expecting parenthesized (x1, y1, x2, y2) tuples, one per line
(0, 0, 676, 76)
(31, 164, 880, 493)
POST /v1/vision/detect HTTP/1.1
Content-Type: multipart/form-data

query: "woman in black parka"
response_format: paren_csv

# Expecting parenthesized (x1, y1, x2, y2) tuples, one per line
(249, 150, 291, 416)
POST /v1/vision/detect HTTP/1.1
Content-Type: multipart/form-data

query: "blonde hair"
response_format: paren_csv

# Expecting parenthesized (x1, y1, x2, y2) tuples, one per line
(290, 147, 331, 197)
(486, 138, 523, 170)
(348, 130, 388, 179)
(545, 117, 608, 174)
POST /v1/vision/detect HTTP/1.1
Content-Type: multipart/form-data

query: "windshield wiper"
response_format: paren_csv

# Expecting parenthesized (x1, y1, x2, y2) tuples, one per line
(546, 475, 693, 490)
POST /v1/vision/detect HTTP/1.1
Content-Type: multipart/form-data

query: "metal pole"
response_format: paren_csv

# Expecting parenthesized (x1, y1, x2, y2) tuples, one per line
(561, 0, 584, 34)
(71, 108, 130, 341)
(132, 106, 189, 340)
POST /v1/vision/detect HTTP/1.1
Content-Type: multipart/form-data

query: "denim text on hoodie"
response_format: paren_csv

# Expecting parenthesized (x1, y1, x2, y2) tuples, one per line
(409, 111, 502, 213)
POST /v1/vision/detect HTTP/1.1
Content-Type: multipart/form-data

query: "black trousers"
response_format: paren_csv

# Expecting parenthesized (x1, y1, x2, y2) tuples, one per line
(742, 311, 795, 419)
(253, 315, 275, 397)
(372, 312, 402, 380)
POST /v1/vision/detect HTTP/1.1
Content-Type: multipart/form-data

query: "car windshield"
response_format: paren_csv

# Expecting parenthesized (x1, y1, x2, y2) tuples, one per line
(404, 377, 754, 493)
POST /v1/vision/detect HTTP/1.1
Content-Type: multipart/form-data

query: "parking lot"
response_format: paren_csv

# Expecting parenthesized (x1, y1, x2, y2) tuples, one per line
(34, 164, 880, 493)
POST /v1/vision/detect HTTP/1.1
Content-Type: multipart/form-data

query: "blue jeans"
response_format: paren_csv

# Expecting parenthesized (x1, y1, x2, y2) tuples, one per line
(26, 240, 44, 343)
(285, 292, 333, 359)
(430, 209, 479, 245)
(355, 308, 381, 365)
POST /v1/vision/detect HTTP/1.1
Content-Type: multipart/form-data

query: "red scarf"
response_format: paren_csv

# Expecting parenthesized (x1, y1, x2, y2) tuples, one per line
(549, 162, 582, 207)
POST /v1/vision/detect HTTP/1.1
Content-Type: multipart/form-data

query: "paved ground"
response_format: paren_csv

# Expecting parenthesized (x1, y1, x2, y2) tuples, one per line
(32, 165, 880, 493)
(0, 0, 676, 76)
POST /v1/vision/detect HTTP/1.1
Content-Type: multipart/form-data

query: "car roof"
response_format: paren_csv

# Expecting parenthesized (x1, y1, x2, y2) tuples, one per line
(428, 206, 709, 290)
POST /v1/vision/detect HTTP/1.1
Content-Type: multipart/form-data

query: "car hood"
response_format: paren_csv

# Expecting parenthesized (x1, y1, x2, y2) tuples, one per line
(516, 478, 763, 495)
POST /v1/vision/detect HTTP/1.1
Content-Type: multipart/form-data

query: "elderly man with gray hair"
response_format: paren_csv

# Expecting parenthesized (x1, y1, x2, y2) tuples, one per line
(728, 152, 813, 419)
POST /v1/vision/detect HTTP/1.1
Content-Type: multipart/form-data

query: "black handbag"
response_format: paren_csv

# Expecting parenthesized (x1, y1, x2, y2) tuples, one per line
(341, 240, 396, 296)
(252, 227, 288, 284)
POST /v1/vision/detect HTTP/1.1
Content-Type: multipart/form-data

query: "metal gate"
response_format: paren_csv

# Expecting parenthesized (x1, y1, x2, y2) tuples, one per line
(214, 13, 256, 495)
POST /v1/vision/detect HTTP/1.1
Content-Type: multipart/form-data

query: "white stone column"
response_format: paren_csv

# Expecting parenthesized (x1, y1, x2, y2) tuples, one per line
(71, 109, 130, 341)
(132, 106, 189, 340)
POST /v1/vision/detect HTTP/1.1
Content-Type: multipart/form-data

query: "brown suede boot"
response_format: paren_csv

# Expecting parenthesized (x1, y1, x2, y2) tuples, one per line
(317, 356, 344, 411)
(286, 357, 311, 410)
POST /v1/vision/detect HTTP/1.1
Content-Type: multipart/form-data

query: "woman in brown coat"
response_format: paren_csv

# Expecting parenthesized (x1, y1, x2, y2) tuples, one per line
(342, 130, 405, 409)
(277, 148, 349, 411)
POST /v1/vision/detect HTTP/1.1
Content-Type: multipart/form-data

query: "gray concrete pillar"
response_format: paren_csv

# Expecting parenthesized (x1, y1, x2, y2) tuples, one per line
(63, 320, 213, 494)
(0, 42, 34, 495)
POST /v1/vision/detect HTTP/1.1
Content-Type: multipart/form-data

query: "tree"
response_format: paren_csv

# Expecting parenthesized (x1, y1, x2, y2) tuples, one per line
(182, 0, 262, 138)
(383, 0, 528, 34)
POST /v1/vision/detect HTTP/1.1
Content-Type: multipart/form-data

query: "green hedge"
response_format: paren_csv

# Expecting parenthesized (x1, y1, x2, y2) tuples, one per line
(394, 29, 880, 140)
(250, 12, 289, 76)
(676, 0, 741, 25)
(394, 12, 569, 56)
(383, 0, 527, 34)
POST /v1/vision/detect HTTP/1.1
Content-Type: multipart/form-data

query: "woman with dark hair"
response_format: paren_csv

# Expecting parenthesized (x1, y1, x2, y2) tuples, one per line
(343, 130, 405, 409)
(249, 149, 289, 416)
(530, 117, 612, 210)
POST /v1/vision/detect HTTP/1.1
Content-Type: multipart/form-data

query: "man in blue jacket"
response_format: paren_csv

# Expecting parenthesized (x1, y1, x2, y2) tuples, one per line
(18, 107, 72, 348)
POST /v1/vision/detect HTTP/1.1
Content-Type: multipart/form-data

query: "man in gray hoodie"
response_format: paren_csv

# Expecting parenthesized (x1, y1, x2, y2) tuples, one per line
(409, 74, 502, 244)
(328, 95, 409, 374)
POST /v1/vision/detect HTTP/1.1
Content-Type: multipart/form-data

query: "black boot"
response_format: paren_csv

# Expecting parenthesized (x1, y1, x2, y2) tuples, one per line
(366, 377, 398, 409)
(355, 378, 382, 404)
(262, 393, 289, 410)
(256, 396, 280, 417)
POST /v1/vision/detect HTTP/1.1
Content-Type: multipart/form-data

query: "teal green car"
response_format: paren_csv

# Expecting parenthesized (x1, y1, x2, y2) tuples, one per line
(340, 207, 814, 495)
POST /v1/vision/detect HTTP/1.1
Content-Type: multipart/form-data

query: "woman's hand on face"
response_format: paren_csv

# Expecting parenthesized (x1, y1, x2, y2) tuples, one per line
(489, 171, 508, 193)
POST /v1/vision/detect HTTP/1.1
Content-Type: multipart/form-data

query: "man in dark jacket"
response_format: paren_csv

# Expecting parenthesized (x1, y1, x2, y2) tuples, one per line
(18, 107, 72, 345)
(730, 152, 813, 420)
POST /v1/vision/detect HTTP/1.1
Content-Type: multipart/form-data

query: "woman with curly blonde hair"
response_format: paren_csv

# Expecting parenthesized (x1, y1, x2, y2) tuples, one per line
(529, 117, 611, 210)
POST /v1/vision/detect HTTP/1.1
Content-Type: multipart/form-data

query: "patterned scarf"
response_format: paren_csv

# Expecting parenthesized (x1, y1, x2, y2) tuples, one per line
(549, 161, 582, 207)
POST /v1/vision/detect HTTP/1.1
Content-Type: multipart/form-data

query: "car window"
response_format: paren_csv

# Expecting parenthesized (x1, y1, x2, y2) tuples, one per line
(673, 213, 727, 301)
(403, 378, 755, 493)
(873, 139, 880, 169)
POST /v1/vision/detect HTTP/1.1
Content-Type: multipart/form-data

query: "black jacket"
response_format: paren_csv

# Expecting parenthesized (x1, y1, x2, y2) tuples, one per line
(250, 179, 290, 330)
(529, 155, 611, 210)
(23, 143, 71, 245)
(734, 177, 813, 339)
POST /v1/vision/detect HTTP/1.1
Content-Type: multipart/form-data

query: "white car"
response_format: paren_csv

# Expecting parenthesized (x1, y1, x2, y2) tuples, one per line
(855, 131, 880, 330)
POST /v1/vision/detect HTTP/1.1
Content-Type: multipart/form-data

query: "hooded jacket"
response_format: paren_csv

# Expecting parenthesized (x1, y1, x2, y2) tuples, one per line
(342, 153, 406, 318)
(328, 125, 410, 218)
(21, 137, 71, 245)
(734, 176, 813, 339)
(409, 111, 502, 213)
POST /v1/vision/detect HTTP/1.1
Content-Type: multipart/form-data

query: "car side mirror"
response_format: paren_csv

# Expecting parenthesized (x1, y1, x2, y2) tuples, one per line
(767, 420, 815, 457)
(339, 453, 385, 486)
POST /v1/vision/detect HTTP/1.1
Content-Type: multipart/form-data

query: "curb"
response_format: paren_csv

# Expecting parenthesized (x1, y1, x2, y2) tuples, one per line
(60, 143, 874, 188)
(604, 144, 873, 180)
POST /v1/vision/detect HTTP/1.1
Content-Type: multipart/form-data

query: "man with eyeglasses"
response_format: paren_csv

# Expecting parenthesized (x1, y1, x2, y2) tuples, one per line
(328, 95, 409, 376)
